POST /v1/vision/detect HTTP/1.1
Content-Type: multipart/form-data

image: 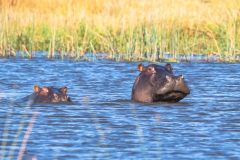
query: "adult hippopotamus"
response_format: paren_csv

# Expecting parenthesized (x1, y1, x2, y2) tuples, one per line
(24, 85, 71, 104)
(131, 63, 190, 103)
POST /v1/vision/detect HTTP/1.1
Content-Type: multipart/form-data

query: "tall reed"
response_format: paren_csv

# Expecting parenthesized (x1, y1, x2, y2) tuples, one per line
(0, 0, 240, 61)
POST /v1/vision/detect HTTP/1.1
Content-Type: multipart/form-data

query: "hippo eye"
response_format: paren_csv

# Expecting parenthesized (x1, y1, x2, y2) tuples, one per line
(148, 68, 152, 71)
(53, 93, 58, 98)
(147, 67, 156, 73)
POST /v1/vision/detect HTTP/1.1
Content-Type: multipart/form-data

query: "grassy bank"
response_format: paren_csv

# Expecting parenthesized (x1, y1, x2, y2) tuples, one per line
(0, 0, 240, 62)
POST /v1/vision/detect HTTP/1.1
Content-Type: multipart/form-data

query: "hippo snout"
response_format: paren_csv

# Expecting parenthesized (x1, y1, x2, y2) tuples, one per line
(183, 86, 190, 95)
(174, 75, 190, 94)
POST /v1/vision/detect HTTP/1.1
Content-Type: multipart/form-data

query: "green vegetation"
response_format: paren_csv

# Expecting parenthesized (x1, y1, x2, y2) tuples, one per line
(0, 0, 240, 62)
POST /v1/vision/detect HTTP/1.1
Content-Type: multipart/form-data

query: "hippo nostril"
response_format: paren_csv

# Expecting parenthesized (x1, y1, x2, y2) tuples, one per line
(177, 75, 184, 80)
(152, 68, 156, 74)
(166, 75, 172, 82)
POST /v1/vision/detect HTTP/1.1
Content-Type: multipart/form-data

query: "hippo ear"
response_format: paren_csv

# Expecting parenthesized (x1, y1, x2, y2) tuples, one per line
(165, 63, 173, 73)
(60, 86, 68, 94)
(33, 85, 40, 92)
(137, 63, 144, 72)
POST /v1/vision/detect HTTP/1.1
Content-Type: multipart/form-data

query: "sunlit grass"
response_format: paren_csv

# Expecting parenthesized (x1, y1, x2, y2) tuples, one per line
(0, 0, 240, 61)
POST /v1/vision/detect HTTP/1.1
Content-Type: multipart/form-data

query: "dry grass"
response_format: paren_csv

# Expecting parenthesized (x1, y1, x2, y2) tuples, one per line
(0, 0, 240, 61)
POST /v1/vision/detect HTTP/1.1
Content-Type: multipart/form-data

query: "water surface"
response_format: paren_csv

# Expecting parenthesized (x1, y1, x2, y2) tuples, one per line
(0, 58, 239, 159)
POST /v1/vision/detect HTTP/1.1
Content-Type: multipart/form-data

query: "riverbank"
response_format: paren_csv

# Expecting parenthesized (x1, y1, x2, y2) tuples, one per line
(0, 0, 240, 62)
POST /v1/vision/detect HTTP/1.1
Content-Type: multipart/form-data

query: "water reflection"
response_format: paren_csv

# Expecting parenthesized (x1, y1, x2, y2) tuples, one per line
(0, 59, 239, 159)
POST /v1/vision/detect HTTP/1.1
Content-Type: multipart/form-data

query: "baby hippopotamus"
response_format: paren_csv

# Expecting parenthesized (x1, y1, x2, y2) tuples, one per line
(25, 85, 71, 104)
(132, 63, 190, 103)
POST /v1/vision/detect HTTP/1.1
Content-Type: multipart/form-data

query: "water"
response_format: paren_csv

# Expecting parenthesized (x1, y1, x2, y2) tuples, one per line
(0, 58, 239, 160)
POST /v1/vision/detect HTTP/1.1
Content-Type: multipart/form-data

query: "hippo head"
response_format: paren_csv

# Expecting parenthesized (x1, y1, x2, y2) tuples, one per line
(131, 63, 190, 103)
(32, 85, 71, 103)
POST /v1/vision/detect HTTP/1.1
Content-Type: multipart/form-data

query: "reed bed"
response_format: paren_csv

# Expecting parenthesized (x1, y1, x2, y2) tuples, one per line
(0, 0, 240, 62)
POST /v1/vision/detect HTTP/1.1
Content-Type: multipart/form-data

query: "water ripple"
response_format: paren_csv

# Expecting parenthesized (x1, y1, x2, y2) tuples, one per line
(0, 59, 239, 159)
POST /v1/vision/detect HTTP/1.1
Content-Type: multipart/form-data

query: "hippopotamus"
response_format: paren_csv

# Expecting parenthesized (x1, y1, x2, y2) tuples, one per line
(24, 85, 71, 104)
(131, 63, 190, 103)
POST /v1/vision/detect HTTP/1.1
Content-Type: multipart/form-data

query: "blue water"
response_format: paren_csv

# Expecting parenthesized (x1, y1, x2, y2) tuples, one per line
(0, 58, 239, 160)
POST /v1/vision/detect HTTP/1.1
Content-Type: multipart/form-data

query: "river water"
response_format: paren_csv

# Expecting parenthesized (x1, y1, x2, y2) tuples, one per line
(0, 57, 239, 159)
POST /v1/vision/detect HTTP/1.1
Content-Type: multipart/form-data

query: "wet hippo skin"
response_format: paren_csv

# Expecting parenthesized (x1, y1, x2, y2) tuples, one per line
(24, 85, 72, 104)
(132, 63, 190, 103)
